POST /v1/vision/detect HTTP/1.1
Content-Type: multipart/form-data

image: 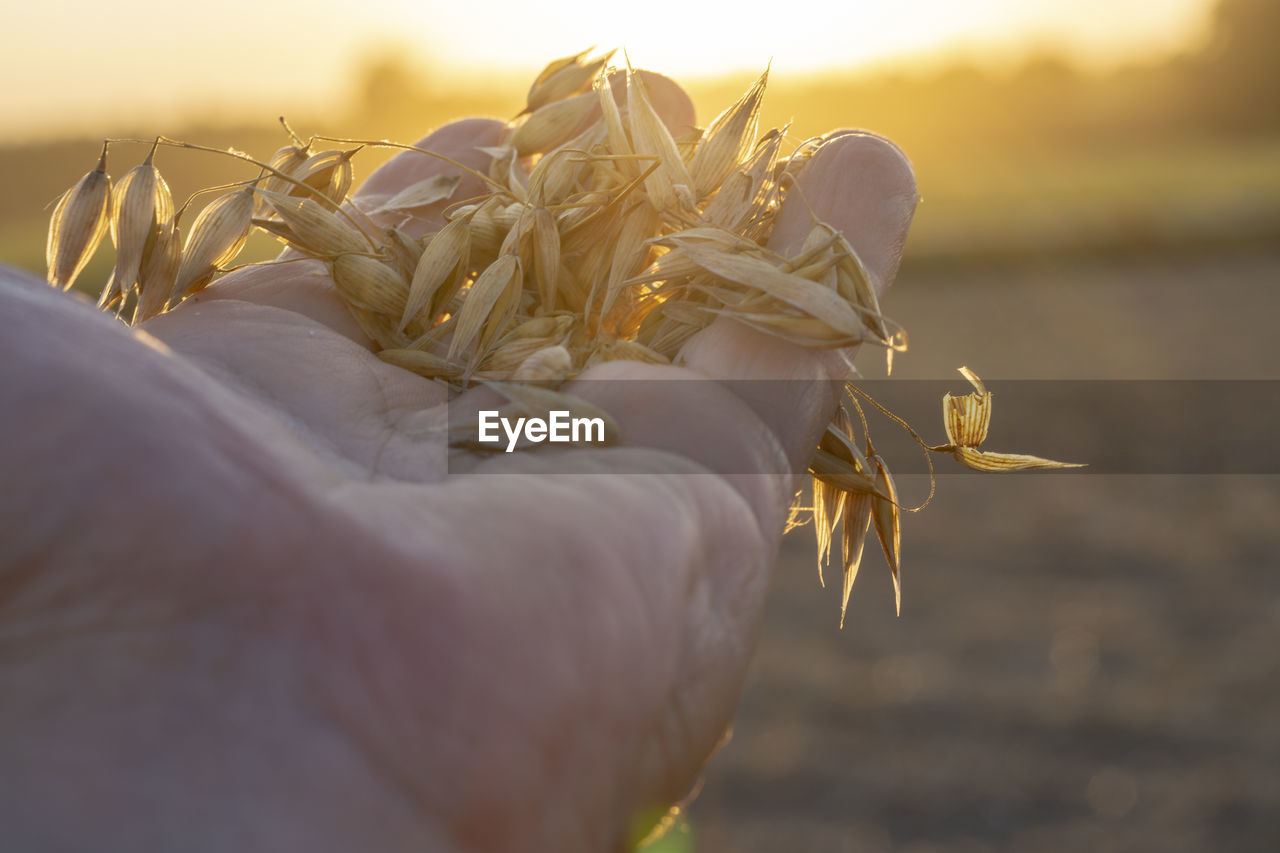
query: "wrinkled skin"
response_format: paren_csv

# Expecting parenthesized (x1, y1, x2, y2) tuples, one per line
(0, 75, 916, 852)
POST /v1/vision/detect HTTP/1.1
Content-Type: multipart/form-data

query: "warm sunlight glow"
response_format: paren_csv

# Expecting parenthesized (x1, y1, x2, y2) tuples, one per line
(405, 0, 1211, 77)
(2, 0, 1215, 141)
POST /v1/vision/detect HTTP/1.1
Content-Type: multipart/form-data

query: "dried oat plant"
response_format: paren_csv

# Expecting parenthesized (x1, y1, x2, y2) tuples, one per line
(45, 51, 1080, 623)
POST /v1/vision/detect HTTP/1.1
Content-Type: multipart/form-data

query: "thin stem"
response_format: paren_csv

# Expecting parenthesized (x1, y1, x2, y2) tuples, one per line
(845, 383, 938, 513)
(216, 255, 318, 276)
(278, 116, 305, 147)
(177, 179, 257, 219)
(559, 159, 660, 239)
(308, 135, 509, 195)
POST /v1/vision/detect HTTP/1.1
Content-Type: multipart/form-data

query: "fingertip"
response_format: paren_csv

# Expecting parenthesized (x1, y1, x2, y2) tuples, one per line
(607, 69, 698, 136)
(565, 359, 795, 536)
(771, 131, 919, 296)
(677, 318, 846, 477)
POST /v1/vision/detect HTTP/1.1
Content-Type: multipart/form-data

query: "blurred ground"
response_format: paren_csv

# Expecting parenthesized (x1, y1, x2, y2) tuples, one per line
(683, 251, 1280, 852)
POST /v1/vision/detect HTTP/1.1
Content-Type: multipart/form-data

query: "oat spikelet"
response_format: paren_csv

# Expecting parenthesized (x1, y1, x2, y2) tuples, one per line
(807, 402, 891, 625)
(97, 271, 120, 310)
(368, 174, 461, 216)
(482, 337, 562, 374)
(501, 314, 574, 342)
(525, 49, 614, 113)
(594, 76, 633, 164)
(385, 227, 424, 278)
(330, 254, 410, 316)
(511, 345, 574, 382)
(626, 70, 695, 210)
(868, 446, 902, 616)
(682, 246, 867, 341)
(464, 197, 506, 260)
(838, 494, 873, 628)
(813, 468, 845, 586)
(690, 69, 766, 198)
(475, 260, 525, 368)
(257, 190, 369, 257)
(256, 142, 312, 213)
(447, 254, 522, 364)
(700, 168, 751, 231)
(134, 216, 182, 323)
(290, 148, 358, 205)
(47, 143, 112, 291)
(512, 92, 601, 157)
(941, 367, 1084, 472)
(531, 206, 561, 308)
(811, 420, 884, 497)
(480, 145, 529, 202)
(402, 216, 470, 328)
(601, 200, 659, 316)
(528, 145, 588, 206)
(720, 311, 867, 348)
(944, 367, 991, 442)
(525, 48, 594, 112)
(831, 230, 892, 343)
(173, 188, 254, 297)
(111, 142, 173, 293)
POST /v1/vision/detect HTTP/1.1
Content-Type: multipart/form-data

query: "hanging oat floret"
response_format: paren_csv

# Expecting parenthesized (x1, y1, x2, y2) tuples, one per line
(936, 367, 1084, 472)
(46, 142, 111, 292)
(44, 51, 1080, 624)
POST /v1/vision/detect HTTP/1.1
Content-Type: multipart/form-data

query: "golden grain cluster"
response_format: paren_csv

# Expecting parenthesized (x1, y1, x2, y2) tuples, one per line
(45, 50, 1078, 622)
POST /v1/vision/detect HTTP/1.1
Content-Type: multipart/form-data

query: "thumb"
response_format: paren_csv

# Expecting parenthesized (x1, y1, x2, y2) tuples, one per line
(677, 131, 919, 474)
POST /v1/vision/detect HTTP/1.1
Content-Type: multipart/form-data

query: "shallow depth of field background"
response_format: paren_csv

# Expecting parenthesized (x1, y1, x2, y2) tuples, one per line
(3, 0, 1278, 849)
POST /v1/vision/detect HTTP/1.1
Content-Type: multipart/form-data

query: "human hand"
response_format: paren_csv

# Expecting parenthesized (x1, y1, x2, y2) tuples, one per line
(0, 74, 916, 852)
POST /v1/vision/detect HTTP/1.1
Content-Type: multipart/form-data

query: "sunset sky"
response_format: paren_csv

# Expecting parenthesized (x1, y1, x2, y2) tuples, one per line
(2, 0, 1215, 142)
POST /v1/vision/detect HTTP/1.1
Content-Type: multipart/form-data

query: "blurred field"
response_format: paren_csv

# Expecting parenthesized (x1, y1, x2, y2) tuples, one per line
(684, 251, 1280, 851)
(693, 474, 1280, 852)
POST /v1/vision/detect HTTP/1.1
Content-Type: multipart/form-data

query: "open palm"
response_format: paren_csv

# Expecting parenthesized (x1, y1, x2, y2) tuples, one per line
(0, 76, 916, 852)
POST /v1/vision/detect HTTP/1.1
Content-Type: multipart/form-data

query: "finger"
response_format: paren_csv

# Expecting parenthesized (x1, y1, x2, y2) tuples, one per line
(325, 445, 776, 850)
(774, 130, 916, 294)
(677, 131, 919, 473)
(180, 259, 371, 344)
(0, 264, 348, 587)
(606, 69, 697, 135)
(144, 298, 450, 481)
